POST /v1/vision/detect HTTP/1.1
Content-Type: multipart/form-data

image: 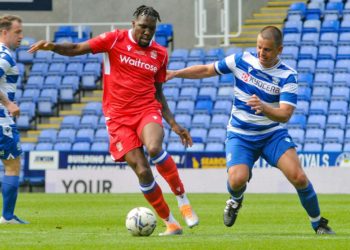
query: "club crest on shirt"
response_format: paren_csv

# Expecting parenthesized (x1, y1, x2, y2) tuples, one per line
(248, 66, 253, 73)
(127, 45, 132, 51)
(150, 50, 157, 59)
(99, 33, 107, 39)
(272, 77, 280, 85)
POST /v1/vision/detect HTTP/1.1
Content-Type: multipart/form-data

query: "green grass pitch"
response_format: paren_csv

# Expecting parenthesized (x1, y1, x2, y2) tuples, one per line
(0, 193, 349, 250)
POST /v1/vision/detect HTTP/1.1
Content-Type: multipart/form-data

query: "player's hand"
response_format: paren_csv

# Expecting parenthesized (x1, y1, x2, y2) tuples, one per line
(166, 70, 176, 81)
(246, 94, 264, 114)
(171, 123, 193, 148)
(6, 102, 20, 117)
(28, 40, 55, 53)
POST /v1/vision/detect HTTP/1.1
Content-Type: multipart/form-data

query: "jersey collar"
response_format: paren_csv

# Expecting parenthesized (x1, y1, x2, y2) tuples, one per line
(128, 29, 153, 47)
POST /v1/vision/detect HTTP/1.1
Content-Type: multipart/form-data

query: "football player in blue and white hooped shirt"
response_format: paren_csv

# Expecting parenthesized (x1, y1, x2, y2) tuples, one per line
(0, 15, 27, 224)
(167, 26, 334, 234)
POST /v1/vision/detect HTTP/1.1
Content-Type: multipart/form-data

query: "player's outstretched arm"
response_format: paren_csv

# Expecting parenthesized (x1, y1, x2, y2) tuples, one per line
(28, 40, 92, 56)
(154, 83, 193, 148)
(166, 63, 217, 81)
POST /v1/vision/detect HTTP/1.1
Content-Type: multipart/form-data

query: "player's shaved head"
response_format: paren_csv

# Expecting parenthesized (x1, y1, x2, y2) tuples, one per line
(133, 5, 161, 22)
(259, 26, 283, 48)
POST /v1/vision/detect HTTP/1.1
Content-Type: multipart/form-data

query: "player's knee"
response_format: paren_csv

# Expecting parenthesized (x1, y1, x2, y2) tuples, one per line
(228, 174, 247, 189)
(147, 145, 162, 158)
(290, 172, 308, 188)
(135, 167, 153, 183)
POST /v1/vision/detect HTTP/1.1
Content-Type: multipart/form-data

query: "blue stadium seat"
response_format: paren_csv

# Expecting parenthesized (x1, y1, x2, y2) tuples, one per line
(83, 63, 101, 77)
(331, 87, 350, 101)
(297, 73, 313, 87)
(81, 75, 97, 90)
(168, 61, 186, 70)
(166, 100, 176, 114)
(297, 59, 316, 73)
(47, 62, 66, 76)
(35, 142, 54, 151)
(57, 128, 76, 143)
(304, 142, 322, 151)
(312, 87, 331, 100)
(16, 115, 32, 130)
(186, 143, 205, 152)
(69, 54, 88, 63)
(295, 100, 309, 115)
(52, 53, 69, 63)
(299, 45, 317, 60)
(297, 86, 312, 101)
(305, 128, 324, 143)
(334, 73, 350, 88)
(287, 114, 307, 129)
(182, 78, 201, 88)
(19, 102, 36, 118)
(324, 2, 343, 16)
(66, 62, 83, 76)
(207, 128, 226, 142)
(179, 87, 198, 100)
(313, 73, 332, 87)
(323, 13, 339, 21)
(91, 142, 109, 152)
(345, 129, 350, 142)
(321, 20, 340, 33)
(307, 114, 326, 129)
(155, 23, 173, 48)
(217, 86, 234, 100)
(191, 114, 211, 129)
(205, 47, 225, 61)
(188, 48, 205, 61)
(80, 115, 99, 129)
(86, 53, 103, 63)
(324, 128, 344, 143)
(194, 100, 213, 114)
(190, 128, 207, 143)
(44, 75, 62, 89)
(37, 89, 59, 116)
(38, 129, 58, 143)
(176, 100, 195, 114)
(337, 46, 350, 60)
(168, 130, 181, 143)
(201, 76, 219, 87)
(15, 89, 22, 100)
(211, 114, 229, 128)
(98, 116, 106, 129)
(344, 143, 350, 151)
(315, 59, 334, 73)
(33, 51, 53, 63)
(335, 59, 350, 72)
(301, 33, 319, 46)
(21, 143, 36, 152)
(170, 48, 189, 62)
(283, 33, 301, 46)
(225, 47, 243, 57)
(17, 50, 34, 64)
(72, 142, 90, 151)
(95, 128, 108, 142)
(345, 2, 350, 14)
(323, 143, 342, 152)
(219, 74, 234, 85)
(26, 75, 44, 89)
(82, 102, 102, 116)
(213, 100, 232, 114)
(338, 32, 350, 46)
(205, 142, 224, 152)
(327, 114, 346, 129)
(317, 46, 336, 60)
(328, 101, 348, 115)
(75, 128, 95, 143)
(319, 32, 338, 46)
(283, 59, 297, 69)
(60, 115, 80, 129)
(281, 46, 299, 59)
(166, 78, 182, 88)
(198, 86, 217, 101)
(283, 20, 303, 33)
(20, 88, 40, 103)
(303, 19, 321, 33)
(167, 142, 185, 152)
(54, 142, 72, 151)
(174, 114, 191, 128)
(163, 87, 179, 101)
(288, 2, 307, 16)
(289, 128, 305, 144)
(30, 63, 49, 76)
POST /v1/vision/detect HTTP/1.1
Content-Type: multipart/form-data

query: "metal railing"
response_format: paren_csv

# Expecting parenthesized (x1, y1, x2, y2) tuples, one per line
(194, 0, 242, 47)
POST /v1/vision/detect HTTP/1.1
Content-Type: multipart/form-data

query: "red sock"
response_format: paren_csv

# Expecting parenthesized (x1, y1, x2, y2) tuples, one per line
(156, 155, 185, 196)
(142, 182, 170, 219)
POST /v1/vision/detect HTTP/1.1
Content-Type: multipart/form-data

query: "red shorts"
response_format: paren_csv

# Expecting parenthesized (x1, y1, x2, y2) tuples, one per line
(106, 109, 163, 162)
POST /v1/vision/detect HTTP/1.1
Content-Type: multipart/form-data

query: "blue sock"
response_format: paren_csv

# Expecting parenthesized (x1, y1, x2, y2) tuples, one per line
(2, 175, 19, 220)
(227, 181, 246, 203)
(296, 182, 321, 229)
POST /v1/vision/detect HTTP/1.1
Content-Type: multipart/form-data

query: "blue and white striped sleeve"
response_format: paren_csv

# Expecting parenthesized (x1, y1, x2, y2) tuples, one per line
(0, 53, 13, 78)
(214, 53, 241, 75)
(280, 74, 298, 107)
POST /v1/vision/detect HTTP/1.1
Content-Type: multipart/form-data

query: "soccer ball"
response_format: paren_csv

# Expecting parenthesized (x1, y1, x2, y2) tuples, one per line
(125, 207, 157, 236)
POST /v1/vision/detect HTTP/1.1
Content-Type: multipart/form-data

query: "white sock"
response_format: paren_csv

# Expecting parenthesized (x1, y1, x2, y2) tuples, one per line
(165, 212, 178, 224)
(176, 193, 190, 207)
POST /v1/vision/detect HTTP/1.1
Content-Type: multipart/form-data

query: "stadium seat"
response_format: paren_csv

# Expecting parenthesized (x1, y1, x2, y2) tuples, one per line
(54, 142, 72, 151)
(97, 116, 106, 129)
(323, 143, 342, 152)
(283, 33, 301, 46)
(307, 114, 326, 129)
(324, 128, 344, 143)
(311, 87, 331, 101)
(26, 75, 45, 89)
(297, 86, 312, 101)
(289, 128, 305, 144)
(176, 100, 195, 115)
(82, 102, 102, 116)
(321, 20, 340, 33)
(327, 114, 346, 129)
(191, 114, 211, 129)
(16, 115, 32, 130)
(281, 46, 299, 59)
(182, 78, 201, 88)
(60, 115, 80, 129)
(170, 48, 189, 62)
(338, 32, 350, 46)
(287, 114, 307, 129)
(288, 2, 307, 16)
(19, 102, 36, 118)
(335, 59, 350, 73)
(315, 59, 334, 73)
(297, 59, 316, 73)
(190, 128, 207, 143)
(331, 87, 350, 101)
(337, 46, 350, 60)
(205, 142, 224, 152)
(174, 114, 191, 128)
(201, 76, 219, 87)
(166, 78, 182, 88)
(30, 63, 49, 76)
(211, 114, 229, 128)
(217, 86, 234, 100)
(205, 48, 225, 61)
(33, 50, 53, 63)
(301, 33, 319, 46)
(163, 87, 179, 101)
(283, 20, 303, 34)
(51, 53, 69, 63)
(72, 142, 90, 151)
(66, 62, 83, 76)
(198, 86, 217, 101)
(35, 142, 54, 151)
(91, 142, 109, 152)
(298, 73, 313, 87)
(80, 115, 99, 129)
(303, 19, 321, 33)
(167, 142, 185, 152)
(166, 100, 176, 114)
(168, 61, 186, 70)
(219, 74, 234, 85)
(333, 73, 350, 87)
(213, 100, 232, 114)
(47, 62, 66, 76)
(57, 128, 76, 143)
(44, 75, 62, 89)
(21, 143, 36, 152)
(225, 47, 243, 57)
(155, 23, 173, 48)
(313, 73, 333, 87)
(95, 128, 109, 142)
(319, 32, 338, 46)
(295, 100, 309, 115)
(328, 101, 348, 115)
(194, 100, 213, 114)
(207, 128, 226, 142)
(304, 142, 322, 151)
(188, 48, 205, 61)
(81, 75, 97, 90)
(75, 128, 95, 143)
(86, 53, 103, 63)
(17, 49, 34, 64)
(298, 45, 317, 60)
(186, 143, 205, 152)
(83, 62, 101, 77)
(318, 46, 336, 60)
(305, 128, 324, 143)
(324, 2, 343, 16)
(179, 87, 198, 101)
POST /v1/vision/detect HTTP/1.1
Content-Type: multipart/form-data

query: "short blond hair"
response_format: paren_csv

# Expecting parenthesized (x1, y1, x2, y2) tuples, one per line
(0, 14, 22, 32)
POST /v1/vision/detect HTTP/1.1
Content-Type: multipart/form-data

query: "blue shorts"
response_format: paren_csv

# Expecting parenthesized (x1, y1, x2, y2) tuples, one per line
(0, 124, 22, 160)
(225, 129, 296, 169)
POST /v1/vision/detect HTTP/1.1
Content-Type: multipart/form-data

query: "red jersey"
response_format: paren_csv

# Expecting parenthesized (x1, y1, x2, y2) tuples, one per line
(88, 29, 168, 117)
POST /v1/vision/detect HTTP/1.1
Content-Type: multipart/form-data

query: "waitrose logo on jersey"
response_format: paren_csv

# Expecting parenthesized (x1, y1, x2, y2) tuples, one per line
(119, 55, 158, 72)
